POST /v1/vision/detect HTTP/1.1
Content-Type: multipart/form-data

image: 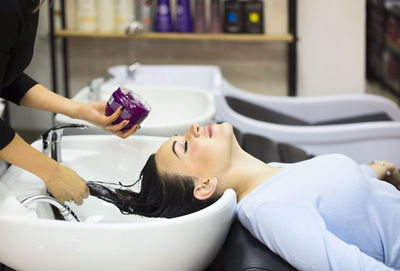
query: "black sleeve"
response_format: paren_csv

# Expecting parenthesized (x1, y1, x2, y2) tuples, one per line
(0, 0, 37, 105)
(0, 118, 15, 150)
(0, 0, 18, 88)
(1, 73, 38, 105)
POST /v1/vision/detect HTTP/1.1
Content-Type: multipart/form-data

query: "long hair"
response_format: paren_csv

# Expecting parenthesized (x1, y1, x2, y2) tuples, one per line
(33, 0, 54, 13)
(87, 154, 220, 218)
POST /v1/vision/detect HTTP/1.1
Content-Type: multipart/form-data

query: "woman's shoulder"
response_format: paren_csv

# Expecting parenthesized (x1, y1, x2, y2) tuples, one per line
(0, 0, 22, 23)
(0, 0, 20, 13)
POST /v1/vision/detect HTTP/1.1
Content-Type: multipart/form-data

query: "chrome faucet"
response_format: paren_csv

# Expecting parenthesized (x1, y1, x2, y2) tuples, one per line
(127, 62, 141, 80)
(41, 124, 88, 163)
(20, 195, 80, 222)
(89, 77, 105, 101)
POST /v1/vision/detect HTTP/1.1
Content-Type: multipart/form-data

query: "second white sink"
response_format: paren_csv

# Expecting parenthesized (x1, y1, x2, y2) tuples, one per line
(55, 85, 216, 136)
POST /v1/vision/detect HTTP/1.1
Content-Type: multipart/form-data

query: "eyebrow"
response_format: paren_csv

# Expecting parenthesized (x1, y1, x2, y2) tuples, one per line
(172, 140, 179, 158)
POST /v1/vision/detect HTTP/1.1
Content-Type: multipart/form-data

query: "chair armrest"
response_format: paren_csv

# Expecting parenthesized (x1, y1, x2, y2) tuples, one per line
(221, 80, 400, 123)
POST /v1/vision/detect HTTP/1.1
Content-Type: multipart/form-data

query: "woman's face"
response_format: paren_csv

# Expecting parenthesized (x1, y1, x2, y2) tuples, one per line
(155, 123, 235, 179)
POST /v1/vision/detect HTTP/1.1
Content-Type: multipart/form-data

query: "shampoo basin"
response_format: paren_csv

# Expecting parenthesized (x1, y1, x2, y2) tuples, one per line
(0, 135, 236, 271)
(106, 64, 222, 92)
(55, 85, 216, 136)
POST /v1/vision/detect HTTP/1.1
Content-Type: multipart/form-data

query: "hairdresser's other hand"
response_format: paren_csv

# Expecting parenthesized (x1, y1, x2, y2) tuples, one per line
(44, 164, 89, 205)
(369, 160, 400, 191)
(74, 101, 139, 138)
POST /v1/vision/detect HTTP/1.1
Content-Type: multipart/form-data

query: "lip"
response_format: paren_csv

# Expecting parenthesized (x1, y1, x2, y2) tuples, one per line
(205, 124, 213, 138)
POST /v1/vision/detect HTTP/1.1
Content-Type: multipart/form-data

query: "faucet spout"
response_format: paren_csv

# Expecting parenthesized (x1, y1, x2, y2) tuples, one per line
(89, 77, 105, 101)
(127, 62, 141, 80)
(20, 195, 80, 222)
(41, 124, 88, 162)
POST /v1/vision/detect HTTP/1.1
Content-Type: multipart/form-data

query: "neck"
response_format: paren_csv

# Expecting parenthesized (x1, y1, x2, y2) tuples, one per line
(219, 142, 282, 202)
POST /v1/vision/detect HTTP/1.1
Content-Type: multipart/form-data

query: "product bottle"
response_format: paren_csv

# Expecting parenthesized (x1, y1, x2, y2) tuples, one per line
(210, 0, 222, 33)
(155, 0, 173, 32)
(77, 0, 97, 32)
(224, 0, 243, 33)
(115, 0, 134, 33)
(98, 0, 115, 32)
(66, 0, 77, 30)
(176, 0, 192, 32)
(194, 0, 206, 33)
(136, 0, 154, 32)
(243, 0, 264, 33)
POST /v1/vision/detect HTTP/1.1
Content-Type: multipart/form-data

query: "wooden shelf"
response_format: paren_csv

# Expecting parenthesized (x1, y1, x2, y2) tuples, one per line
(54, 30, 294, 42)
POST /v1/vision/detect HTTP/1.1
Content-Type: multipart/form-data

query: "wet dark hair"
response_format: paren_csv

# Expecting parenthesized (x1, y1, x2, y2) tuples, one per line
(87, 154, 221, 218)
(33, 0, 54, 13)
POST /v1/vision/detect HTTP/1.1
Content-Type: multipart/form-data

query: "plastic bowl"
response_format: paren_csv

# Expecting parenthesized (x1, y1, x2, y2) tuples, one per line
(105, 87, 151, 131)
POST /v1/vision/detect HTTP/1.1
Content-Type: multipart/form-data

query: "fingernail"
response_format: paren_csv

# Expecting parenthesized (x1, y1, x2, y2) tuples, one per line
(121, 106, 125, 111)
(137, 125, 141, 130)
(123, 121, 129, 127)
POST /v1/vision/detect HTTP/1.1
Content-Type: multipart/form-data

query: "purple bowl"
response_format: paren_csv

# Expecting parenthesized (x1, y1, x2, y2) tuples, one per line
(105, 87, 151, 131)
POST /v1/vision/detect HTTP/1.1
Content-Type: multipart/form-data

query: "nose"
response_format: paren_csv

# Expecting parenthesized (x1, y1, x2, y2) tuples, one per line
(186, 123, 200, 138)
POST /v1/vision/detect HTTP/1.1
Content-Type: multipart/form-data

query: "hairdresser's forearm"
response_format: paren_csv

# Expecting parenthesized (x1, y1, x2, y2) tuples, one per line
(0, 133, 58, 183)
(19, 84, 83, 118)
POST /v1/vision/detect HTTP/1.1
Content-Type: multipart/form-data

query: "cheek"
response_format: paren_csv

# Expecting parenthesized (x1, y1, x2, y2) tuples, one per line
(190, 141, 226, 174)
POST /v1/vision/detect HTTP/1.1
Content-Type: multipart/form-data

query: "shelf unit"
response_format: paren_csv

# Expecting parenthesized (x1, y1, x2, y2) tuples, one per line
(54, 30, 294, 42)
(366, 1, 400, 102)
(48, 0, 297, 98)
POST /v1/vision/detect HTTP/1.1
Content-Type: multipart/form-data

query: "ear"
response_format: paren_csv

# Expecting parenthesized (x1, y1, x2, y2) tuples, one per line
(193, 177, 218, 200)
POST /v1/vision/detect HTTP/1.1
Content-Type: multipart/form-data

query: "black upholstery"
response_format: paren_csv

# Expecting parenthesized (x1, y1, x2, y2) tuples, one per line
(225, 96, 392, 126)
(226, 96, 308, 126)
(207, 130, 314, 271)
(242, 134, 281, 163)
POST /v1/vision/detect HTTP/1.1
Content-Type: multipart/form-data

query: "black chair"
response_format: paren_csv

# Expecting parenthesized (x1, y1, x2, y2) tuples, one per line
(207, 130, 314, 271)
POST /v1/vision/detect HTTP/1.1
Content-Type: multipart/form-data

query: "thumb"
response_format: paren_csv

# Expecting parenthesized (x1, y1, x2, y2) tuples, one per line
(102, 106, 124, 126)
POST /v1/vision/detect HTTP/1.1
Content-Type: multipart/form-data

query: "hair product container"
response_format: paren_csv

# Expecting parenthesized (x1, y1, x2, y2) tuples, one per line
(210, 0, 222, 32)
(224, 0, 243, 33)
(176, 0, 193, 32)
(155, 0, 173, 32)
(115, 0, 134, 33)
(243, 0, 264, 33)
(77, 0, 97, 32)
(98, 0, 116, 32)
(194, 0, 206, 32)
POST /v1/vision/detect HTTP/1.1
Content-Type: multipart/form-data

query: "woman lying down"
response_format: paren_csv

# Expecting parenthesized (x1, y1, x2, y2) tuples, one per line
(88, 123, 400, 270)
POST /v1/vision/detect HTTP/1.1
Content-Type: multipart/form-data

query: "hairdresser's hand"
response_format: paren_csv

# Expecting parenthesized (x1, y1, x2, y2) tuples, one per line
(369, 161, 400, 190)
(44, 164, 89, 205)
(74, 101, 139, 138)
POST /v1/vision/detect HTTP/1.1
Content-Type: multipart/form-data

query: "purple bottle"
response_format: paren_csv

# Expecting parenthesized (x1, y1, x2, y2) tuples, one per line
(105, 87, 151, 131)
(176, 0, 192, 32)
(155, 0, 173, 32)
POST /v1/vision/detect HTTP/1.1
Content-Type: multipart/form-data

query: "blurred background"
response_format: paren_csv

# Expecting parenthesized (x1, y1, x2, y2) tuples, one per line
(2, 0, 399, 143)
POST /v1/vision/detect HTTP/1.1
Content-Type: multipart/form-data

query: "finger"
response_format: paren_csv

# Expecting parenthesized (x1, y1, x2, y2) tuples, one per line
(104, 120, 129, 132)
(84, 186, 90, 198)
(103, 106, 124, 126)
(74, 196, 83, 206)
(56, 196, 66, 203)
(114, 124, 139, 138)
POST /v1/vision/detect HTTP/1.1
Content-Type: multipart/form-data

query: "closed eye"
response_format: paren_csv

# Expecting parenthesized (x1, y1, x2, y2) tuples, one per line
(184, 141, 188, 153)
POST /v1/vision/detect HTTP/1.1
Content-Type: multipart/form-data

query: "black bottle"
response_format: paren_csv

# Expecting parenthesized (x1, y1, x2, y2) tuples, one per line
(243, 0, 264, 33)
(224, 0, 244, 33)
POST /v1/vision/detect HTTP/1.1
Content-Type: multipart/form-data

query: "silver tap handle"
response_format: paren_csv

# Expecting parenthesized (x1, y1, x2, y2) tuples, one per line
(89, 77, 105, 101)
(127, 62, 141, 79)
(41, 124, 88, 162)
(42, 124, 88, 143)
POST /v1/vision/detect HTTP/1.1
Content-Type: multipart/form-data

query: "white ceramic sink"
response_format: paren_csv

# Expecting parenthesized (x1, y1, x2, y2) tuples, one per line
(107, 65, 223, 92)
(0, 98, 4, 118)
(55, 85, 216, 137)
(0, 135, 237, 271)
